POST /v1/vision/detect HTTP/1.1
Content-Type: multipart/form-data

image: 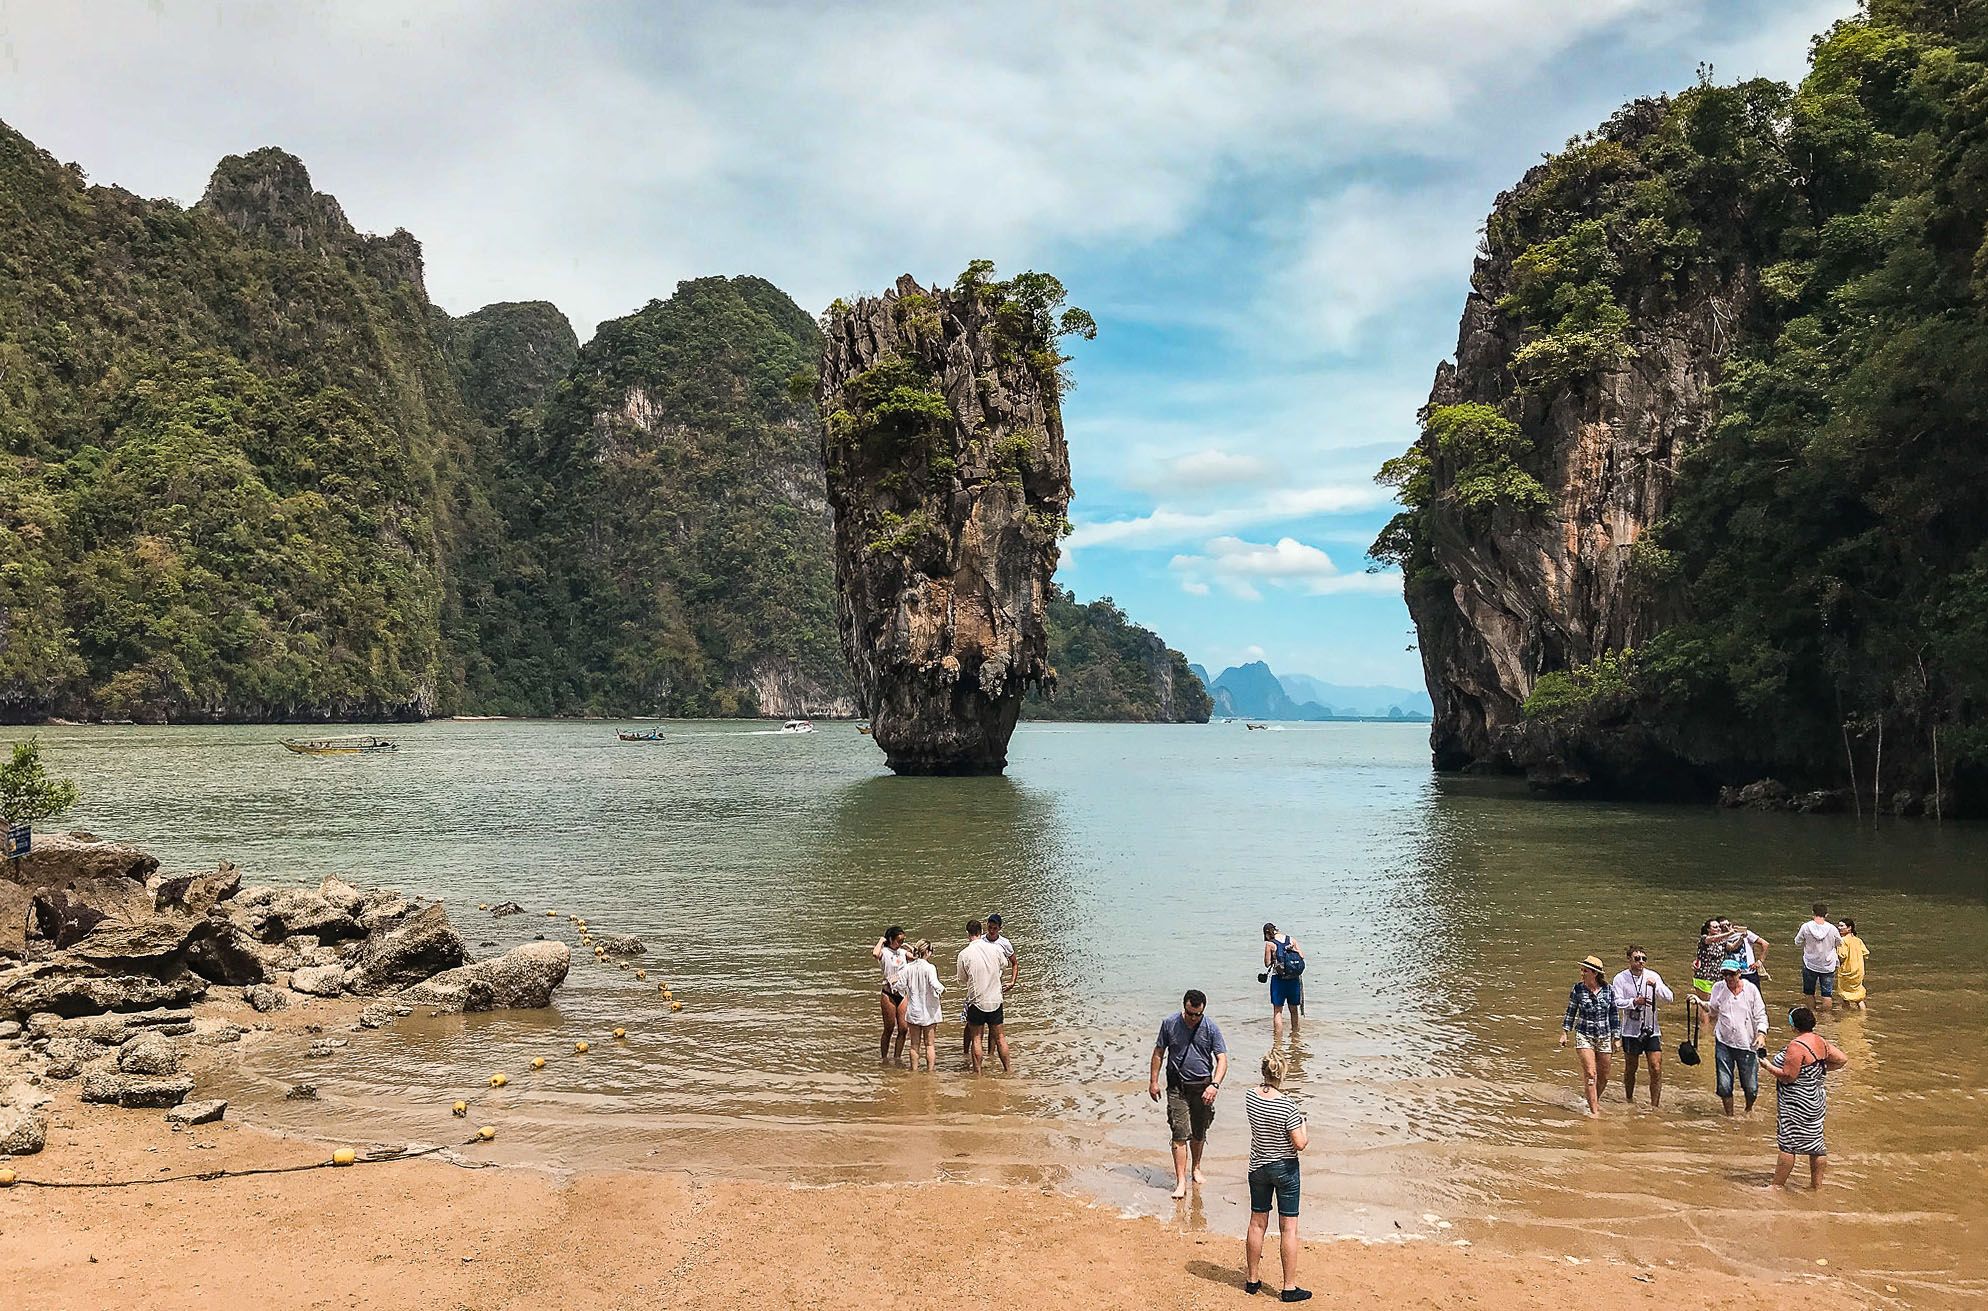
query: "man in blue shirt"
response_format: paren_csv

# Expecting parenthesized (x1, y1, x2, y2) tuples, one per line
(1149, 989, 1228, 1200)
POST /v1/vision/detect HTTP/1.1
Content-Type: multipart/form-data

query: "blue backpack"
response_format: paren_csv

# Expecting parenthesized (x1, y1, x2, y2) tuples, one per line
(1273, 936, 1306, 978)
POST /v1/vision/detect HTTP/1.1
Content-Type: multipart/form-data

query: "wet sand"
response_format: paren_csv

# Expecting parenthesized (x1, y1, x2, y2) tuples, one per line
(5, 1081, 1841, 1311)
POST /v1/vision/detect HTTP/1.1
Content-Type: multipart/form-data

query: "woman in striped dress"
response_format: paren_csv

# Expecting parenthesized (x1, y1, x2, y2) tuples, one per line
(1765, 1006, 1849, 1189)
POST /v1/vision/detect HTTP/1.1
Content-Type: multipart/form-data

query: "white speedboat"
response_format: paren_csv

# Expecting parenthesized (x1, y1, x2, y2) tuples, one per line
(780, 719, 815, 734)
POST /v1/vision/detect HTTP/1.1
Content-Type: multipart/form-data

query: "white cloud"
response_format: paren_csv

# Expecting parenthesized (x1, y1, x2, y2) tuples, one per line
(1126, 449, 1280, 493)
(1067, 482, 1392, 551)
(1170, 535, 1403, 601)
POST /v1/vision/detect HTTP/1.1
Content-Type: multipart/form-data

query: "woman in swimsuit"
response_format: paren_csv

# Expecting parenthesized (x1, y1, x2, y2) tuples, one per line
(871, 926, 910, 1062)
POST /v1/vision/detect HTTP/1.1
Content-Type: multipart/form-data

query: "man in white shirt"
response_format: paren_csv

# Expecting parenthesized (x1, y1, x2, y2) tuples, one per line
(956, 918, 1010, 1073)
(986, 913, 1019, 990)
(1611, 945, 1674, 1107)
(1794, 902, 1843, 1013)
(1692, 959, 1769, 1115)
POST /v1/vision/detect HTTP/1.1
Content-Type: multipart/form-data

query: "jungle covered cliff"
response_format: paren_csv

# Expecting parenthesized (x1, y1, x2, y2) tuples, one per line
(0, 122, 1202, 724)
(1376, 1, 1988, 815)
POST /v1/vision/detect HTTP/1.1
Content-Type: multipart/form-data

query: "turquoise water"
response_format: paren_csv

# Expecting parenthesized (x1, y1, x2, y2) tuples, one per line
(25, 718, 1988, 1302)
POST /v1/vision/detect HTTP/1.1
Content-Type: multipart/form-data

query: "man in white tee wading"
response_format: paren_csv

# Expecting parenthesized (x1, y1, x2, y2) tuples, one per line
(1692, 959, 1769, 1115)
(956, 918, 1010, 1073)
(1611, 945, 1674, 1107)
(1794, 902, 1843, 1013)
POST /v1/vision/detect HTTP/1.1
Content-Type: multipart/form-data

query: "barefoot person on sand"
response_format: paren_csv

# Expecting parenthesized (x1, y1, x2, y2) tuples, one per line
(1261, 922, 1305, 1042)
(1612, 945, 1672, 1107)
(899, 940, 944, 1072)
(1243, 1049, 1311, 1302)
(871, 927, 910, 1062)
(1692, 959, 1769, 1115)
(1765, 1006, 1849, 1188)
(1150, 989, 1228, 1199)
(1558, 955, 1620, 1117)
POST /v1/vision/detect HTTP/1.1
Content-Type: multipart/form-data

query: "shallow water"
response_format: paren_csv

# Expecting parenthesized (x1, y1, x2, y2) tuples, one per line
(32, 719, 1988, 1302)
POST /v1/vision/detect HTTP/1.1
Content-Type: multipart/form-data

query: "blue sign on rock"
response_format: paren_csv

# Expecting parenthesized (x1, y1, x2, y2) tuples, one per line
(3, 823, 28, 859)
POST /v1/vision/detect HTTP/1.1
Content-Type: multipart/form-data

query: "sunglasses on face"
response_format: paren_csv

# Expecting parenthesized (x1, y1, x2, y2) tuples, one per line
(1631, 955, 1646, 962)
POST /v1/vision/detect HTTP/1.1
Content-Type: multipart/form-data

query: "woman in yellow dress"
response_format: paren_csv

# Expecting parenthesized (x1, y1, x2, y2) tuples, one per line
(1836, 918, 1869, 1008)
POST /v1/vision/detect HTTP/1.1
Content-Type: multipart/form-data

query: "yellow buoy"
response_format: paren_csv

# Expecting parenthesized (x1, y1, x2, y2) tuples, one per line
(478, 903, 488, 910)
(451, 1100, 468, 1117)
(574, 1040, 590, 1054)
(530, 1056, 546, 1070)
(476, 1125, 496, 1142)
(613, 1027, 626, 1040)
(0, 1167, 16, 1187)
(332, 1148, 357, 1167)
(489, 1072, 508, 1088)
(670, 1001, 683, 1012)
(546, 910, 558, 918)
(635, 969, 646, 981)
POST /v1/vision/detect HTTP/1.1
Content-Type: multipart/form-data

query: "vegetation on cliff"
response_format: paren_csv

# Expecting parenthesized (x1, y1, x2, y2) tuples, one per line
(1379, 1, 1988, 812)
(1027, 589, 1210, 723)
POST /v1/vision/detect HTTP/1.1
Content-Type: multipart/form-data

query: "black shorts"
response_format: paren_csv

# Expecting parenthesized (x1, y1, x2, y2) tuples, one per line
(966, 1004, 1005, 1027)
(881, 986, 903, 1001)
(1620, 1033, 1662, 1056)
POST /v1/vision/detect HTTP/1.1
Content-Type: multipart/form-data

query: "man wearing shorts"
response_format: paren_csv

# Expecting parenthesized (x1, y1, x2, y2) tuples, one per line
(1611, 945, 1673, 1107)
(956, 919, 1009, 1073)
(1262, 922, 1304, 1042)
(1149, 989, 1227, 1200)
(1794, 903, 1843, 1013)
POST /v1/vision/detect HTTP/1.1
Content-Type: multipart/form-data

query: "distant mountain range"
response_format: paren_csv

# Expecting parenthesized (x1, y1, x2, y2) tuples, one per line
(1189, 661, 1432, 721)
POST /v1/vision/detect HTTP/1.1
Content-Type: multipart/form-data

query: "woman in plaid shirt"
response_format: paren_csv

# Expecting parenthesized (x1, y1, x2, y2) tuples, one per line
(1557, 955, 1621, 1117)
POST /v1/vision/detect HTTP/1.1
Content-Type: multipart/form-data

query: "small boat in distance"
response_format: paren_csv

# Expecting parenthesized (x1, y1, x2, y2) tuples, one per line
(280, 735, 397, 755)
(856, 721, 872, 736)
(1244, 722, 1268, 731)
(616, 727, 666, 743)
(781, 719, 815, 734)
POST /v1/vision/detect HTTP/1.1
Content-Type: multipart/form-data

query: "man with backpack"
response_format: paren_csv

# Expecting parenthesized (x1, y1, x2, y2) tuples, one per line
(1262, 922, 1306, 1041)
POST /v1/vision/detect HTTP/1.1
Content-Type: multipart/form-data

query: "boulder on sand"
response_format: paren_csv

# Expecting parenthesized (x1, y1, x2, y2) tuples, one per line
(1, 959, 208, 1020)
(117, 1030, 180, 1076)
(153, 862, 242, 916)
(165, 1098, 227, 1127)
(0, 1104, 48, 1154)
(402, 941, 569, 1014)
(181, 917, 267, 985)
(81, 1070, 193, 1108)
(342, 904, 465, 995)
(290, 964, 345, 997)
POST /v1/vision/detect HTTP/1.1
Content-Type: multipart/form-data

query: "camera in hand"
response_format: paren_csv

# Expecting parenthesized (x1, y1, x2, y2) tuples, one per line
(1256, 972, 1269, 984)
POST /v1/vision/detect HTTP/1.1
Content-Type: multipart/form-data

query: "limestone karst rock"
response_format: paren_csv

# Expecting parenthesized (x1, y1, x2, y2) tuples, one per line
(817, 267, 1088, 774)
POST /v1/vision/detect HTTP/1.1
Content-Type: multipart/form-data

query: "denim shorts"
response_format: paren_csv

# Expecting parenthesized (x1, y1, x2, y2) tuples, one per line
(1715, 1041, 1760, 1099)
(1248, 1157, 1301, 1217)
(1802, 967, 1836, 997)
(1269, 976, 1302, 1008)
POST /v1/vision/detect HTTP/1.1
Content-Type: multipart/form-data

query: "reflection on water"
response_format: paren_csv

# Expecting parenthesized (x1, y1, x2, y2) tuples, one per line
(33, 719, 1988, 1303)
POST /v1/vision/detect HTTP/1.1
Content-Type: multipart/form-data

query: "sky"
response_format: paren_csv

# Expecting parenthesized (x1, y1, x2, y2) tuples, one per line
(0, 0, 1852, 688)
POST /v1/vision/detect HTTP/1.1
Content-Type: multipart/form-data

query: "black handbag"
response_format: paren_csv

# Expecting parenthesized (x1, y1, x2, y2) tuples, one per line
(1677, 996, 1701, 1065)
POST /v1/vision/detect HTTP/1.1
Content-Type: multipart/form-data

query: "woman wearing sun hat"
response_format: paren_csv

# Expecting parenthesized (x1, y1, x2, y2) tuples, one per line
(1558, 955, 1621, 1117)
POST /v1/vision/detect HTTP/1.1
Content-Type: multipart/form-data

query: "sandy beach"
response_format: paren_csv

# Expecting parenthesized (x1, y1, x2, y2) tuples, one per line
(5, 1072, 1843, 1311)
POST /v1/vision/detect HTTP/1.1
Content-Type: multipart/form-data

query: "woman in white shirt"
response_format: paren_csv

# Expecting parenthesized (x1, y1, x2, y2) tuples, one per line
(871, 927, 910, 1062)
(898, 940, 945, 1072)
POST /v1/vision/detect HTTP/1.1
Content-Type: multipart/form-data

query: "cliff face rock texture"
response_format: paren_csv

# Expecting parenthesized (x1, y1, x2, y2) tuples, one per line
(817, 270, 1082, 773)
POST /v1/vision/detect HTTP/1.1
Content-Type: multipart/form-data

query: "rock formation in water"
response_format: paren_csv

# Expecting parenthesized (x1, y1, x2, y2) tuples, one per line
(1377, 6, 1988, 814)
(817, 266, 1089, 772)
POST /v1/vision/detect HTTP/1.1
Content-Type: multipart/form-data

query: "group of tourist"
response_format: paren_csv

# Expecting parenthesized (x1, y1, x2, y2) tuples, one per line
(870, 914, 1017, 1074)
(1560, 902, 1868, 1188)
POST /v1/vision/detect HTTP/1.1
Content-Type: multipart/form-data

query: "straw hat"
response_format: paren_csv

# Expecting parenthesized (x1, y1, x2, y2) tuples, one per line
(1578, 955, 1606, 975)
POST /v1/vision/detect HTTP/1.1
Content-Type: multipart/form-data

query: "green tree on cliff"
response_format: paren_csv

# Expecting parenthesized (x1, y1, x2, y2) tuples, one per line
(1, 739, 78, 826)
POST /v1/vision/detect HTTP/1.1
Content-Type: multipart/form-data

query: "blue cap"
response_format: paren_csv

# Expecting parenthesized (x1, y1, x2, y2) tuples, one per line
(1720, 958, 1744, 974)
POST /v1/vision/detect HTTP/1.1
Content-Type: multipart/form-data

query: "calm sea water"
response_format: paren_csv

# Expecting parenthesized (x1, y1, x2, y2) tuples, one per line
(28, 719, 1988, 1302)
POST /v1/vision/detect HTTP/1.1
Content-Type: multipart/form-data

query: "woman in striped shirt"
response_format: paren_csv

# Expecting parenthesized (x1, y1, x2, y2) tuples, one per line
(1243, 1050, 1311, 1302)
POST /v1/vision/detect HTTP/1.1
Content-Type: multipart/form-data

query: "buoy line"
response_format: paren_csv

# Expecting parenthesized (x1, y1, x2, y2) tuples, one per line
(0, 1143, 451, 1190)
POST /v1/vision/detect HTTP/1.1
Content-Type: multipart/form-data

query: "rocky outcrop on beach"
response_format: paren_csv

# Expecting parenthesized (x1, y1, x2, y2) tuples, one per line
(0, 832, 569, 1023)
(817, 268, 1083, 774)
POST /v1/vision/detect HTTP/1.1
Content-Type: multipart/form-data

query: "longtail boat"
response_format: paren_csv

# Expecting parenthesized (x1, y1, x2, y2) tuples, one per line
(280, 735, 397, 755)
(616, 727, 666, 743)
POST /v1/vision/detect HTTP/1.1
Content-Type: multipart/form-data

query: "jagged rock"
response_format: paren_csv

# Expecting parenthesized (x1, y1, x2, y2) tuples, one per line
(1889, 789, 1922, 817)
(401, 940, 569, 1013)
(0, 959, 207, 1020)
(253, 888, 364, 943)
(284, 1082, 318, 1100)
(117, 1031, 179, 1076)
(67, 915, 200, 965)
(153, 863, 242, 916)
(0, 1105, 47, 1154)
(243, 984, 289, 1013)
(181, 917, 267, 985)
(592, 933, 646, 957)
(342, 903, 464, 995)
(194, 1021, 243, 1046)
(817, 271, 1075, 775)
(0, 1019, 20, 1040)
(165, 1098, 227, 1126)
(11, 832, 159, 887)
(42, 1036, 111, 1079)
(318, 876, 364, 914)
(290, 964, 345, 997)
(0, 883, 29, 959)
(356, 1002, 398, 1029)
(488, 901, 525, 918)
(356, 890, 412, 934)
(306, 1037, 347, 1057)
(1794, 790, 1848, 814)
(1720, 780, 1792, 811)
(82, 1070, 193, 1108)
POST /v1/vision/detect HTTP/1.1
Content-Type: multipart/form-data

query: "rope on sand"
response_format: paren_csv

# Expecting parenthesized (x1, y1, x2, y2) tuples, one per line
(1, 1143, 451, 1190)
